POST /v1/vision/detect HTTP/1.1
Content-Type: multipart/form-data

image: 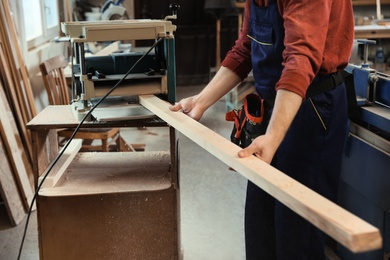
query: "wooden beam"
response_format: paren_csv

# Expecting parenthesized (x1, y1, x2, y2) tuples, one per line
(0, 0, 36, 117)
(38, 139, 82, 189)
(0, 44, 33, 161)
(0, 82, 34, 211)
(0, 135, 26, 226)
(94, 41, 120, 56)
(139, 94, 382, 253)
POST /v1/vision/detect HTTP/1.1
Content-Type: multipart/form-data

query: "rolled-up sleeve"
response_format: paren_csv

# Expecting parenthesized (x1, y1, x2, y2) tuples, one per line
(221, 0, 252, 81)
(276, 0, 354, 98)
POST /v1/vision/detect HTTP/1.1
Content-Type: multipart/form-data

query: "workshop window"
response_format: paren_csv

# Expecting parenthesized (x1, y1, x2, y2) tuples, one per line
(22, 0, 59, 49)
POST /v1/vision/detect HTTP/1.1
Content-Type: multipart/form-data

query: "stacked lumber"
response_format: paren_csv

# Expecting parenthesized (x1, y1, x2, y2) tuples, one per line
(0, 0, 36, 225)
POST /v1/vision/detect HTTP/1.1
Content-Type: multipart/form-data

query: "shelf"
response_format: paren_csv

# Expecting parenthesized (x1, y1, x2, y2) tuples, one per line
(355, 30, 390, 39)
(353, 0, 390, 6)
(355, 25, 390, 38)
(235, 2, 245, 8)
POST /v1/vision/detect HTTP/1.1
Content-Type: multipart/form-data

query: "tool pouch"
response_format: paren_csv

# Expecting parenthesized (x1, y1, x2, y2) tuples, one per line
(225, 93, 268, 148)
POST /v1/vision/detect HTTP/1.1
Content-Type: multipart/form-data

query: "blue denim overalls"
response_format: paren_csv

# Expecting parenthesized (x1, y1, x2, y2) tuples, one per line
(244, 0, 348, 259)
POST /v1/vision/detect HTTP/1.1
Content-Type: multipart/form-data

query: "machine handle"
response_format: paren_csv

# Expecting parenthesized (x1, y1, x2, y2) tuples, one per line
(165, 3, 180, 20)
(357, 39, 377, 66)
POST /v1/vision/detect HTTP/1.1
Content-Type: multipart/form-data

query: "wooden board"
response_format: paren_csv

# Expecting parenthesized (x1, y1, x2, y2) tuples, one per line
(0, 135, 26, 226)
(0, 1, 36, 162)
(26, 105, 163, 130)
(94, 41, 120, 56)
(139, 94, 382, 253)
(0, 83, 34, 211)
(0, 40, 33, 161)
(0, 0, 36, 117)
(38, 139, 82, 189)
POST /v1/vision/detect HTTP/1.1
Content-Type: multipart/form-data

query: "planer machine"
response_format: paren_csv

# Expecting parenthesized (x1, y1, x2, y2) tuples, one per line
(338, 39, 390, 259)
(61, 3, 180, 121)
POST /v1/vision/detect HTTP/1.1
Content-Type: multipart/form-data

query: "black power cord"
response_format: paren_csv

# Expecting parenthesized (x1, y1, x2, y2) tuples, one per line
(17, 37, 163, 260)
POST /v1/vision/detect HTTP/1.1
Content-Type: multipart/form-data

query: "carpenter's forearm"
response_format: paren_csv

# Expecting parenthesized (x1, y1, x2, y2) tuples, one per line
(266, 89, 303, 148)
(194, 66, 242, 111)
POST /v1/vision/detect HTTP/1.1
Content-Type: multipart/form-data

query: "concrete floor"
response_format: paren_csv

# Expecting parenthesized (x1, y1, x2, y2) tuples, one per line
(0, 85, 248, 260)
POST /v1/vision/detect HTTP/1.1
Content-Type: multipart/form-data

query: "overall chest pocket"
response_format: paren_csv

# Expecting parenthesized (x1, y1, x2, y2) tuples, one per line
(249, 22, 275, 60)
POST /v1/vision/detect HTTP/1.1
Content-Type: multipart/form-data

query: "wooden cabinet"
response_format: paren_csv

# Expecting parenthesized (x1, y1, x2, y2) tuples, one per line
(27, 106, 180, 260)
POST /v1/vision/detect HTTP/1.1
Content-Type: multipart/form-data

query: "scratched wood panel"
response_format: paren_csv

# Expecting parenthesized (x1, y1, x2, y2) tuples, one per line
(139, 94, 382, 253)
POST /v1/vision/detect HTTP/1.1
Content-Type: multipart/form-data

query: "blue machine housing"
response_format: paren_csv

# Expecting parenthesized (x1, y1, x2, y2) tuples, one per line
(337, 64, 390, 259)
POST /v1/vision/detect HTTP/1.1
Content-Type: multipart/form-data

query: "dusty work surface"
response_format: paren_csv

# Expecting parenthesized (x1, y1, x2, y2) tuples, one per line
(39, 151, 172, 196)
(26, 105, 164, 129)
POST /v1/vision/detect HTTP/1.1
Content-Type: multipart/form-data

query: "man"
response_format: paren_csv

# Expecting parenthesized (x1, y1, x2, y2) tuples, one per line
(170, 0, 354, 259)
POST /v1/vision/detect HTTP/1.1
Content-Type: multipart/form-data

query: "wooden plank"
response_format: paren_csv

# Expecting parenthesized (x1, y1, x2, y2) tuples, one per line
(139, 94, 382, 253)
(64, 0, 73, 22)
(0, 3, 35, 165)
(38, 139, 82, 189)
(94, 41, 120, 56)
(29, 129, 55, 188)
(26, 105, 163, 130)
(1, 0, 36, 117)
(0, 43, 33, 161)
(0, 135, 26, 226)
(0, 82, 34, 211)
(0, 12, 31, 124)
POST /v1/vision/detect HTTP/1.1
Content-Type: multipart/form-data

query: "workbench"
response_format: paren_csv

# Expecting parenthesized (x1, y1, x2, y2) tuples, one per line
(27, 105, 180, 259)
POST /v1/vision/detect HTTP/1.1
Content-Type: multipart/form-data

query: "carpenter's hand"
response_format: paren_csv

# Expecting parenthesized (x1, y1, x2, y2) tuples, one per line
(169, 96, 205, 121)
(237, 134, 278, 164)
